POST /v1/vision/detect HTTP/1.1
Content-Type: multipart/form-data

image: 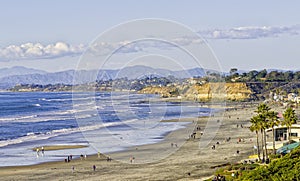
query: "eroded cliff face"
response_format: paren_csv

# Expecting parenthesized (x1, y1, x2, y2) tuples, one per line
(185, 82, 253, 101)
(139, 83, 253, 101)
(139, 85, 179, 98)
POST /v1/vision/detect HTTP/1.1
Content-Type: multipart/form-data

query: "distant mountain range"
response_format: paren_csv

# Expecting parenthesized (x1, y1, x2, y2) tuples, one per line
(0, 66, 48, 79)
(0, 65, 207, 89)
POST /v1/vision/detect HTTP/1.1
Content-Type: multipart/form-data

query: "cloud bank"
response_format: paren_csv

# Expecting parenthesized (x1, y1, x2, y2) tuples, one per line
(0, 42, 85, 61)
(88, 37, 204, 56)
(1, 25, 299, 61)
(199, 24, 300, 39)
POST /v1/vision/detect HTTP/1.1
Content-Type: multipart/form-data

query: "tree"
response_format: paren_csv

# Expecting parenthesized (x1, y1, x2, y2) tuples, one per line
(257, 69, 267, 80)
(250, 115, 262, 161)
(255, 103, 271, 115)
(258, 114, 266, 161)
(266, 71, 281, 82)
(268, 111, 280, 154)
(229, 68, 238, 75)
(239, 146, 300, 180)
(282, 107, 298, 142)
(284, 71, 294, 81)
(293, 71, 300, 81)
(247, 70, 258, 81)
(255, 103, 271, 161)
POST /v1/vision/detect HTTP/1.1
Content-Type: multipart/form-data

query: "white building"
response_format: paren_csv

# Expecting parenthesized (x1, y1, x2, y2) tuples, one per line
(287, 93, 297, 102)
(266, 124, 300, 150)
(270, 124, 300, 141)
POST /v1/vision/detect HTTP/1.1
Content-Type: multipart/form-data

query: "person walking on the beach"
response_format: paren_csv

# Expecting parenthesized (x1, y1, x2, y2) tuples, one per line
(93, 165, 96, 171)
(211, 145, 215, 150)
(130, 156, 135, 163)
(36, 148, 40, 157)
(41, 147, 44, 156)
(72, 166, 75, 173)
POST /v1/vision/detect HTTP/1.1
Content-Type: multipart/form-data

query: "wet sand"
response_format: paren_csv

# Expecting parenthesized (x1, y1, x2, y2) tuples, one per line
(0, 102, 258, 181)
(32, 145, 88, 151)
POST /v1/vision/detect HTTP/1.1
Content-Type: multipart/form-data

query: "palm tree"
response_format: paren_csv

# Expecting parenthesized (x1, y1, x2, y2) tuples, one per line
(255, 103, 271, 115)
(263, 119, 269, 161)
(258, 114, 267, 161)
(250, 115, 261, 161)
(268, 111, 280, 154)
(255, 103, 271, 161)
(282, 107, 298, 142)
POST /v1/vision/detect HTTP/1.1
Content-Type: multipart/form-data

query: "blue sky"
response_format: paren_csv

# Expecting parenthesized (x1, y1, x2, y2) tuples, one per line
(0, 0, 299, 72)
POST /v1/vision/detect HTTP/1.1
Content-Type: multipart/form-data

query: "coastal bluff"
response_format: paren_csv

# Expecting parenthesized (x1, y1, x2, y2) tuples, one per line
(139, 82, 252, 101)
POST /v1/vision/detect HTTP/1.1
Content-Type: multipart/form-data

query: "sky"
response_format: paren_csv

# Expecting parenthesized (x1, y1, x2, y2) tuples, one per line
(0, 0, 299, 73)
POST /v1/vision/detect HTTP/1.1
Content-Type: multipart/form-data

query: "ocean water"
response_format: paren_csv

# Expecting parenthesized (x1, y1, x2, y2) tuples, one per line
(0, 92, 212, 166)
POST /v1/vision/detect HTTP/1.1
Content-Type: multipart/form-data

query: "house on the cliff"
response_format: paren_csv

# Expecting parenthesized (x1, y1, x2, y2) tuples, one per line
(295, 97, 300, 104)
(287, 93, 297, 102)
(271, 92, 284, 102)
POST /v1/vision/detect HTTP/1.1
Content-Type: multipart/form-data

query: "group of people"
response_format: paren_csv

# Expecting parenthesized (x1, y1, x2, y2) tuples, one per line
(170, 142, 178, 147)
(65, 154, 87, 162)
(236, 124, 243, 128)
(36, 146, 45, 157)
(65, 155, 73, 163)
(212, 174, 226, 181)
(71, 165, 97, 173)
(80, 154, 87, 160)
(129, 156, 135, 163)
(189, 125, 204, 140)
(211, 141, 220, 150)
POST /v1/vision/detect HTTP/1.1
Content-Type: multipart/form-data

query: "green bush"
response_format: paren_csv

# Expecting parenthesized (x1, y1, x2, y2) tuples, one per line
(240, 146, 300, 180)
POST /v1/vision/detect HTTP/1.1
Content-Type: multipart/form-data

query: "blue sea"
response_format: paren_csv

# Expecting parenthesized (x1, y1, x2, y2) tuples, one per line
(0, 92, 212, 166)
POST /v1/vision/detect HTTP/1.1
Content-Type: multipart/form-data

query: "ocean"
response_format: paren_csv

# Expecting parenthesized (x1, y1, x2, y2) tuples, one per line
(0, 92, 212, 166)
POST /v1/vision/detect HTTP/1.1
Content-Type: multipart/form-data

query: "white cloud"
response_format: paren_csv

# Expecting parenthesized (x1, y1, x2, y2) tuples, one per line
(88, 41, 143, 55)
(0, 42, 85, 61)
(88, 36, 205, 56)
(199, 24, 300, 39)
(2, 24, 299, 61)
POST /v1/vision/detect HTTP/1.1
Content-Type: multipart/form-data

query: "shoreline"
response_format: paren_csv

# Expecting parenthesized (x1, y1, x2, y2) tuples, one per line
(32, 145, 88, 151)
(0, 117, 196, 168)
(0, 102, 259, 180)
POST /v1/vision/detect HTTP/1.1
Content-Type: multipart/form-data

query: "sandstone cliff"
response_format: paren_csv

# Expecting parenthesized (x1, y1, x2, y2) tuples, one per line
(139, 85, 179, 98)
(139, 82, 253, 101)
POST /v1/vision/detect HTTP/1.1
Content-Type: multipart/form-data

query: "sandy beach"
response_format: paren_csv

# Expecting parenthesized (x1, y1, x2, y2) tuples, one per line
(0, 102, 258, 181)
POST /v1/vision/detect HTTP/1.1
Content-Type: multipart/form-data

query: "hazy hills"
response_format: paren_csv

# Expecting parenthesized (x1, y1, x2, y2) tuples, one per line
(0, 65, 206, 89)
(0, 66, 47, 79)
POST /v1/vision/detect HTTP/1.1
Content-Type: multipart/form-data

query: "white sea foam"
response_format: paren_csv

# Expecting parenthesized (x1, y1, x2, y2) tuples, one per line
(0, 115, 38, 122)
(43, 96, 96, 102)
(0, 92, 205, 166)
(26, 132, 35, 136)
(72, 101, 95, 108)
(0, 119, 139, 148)
(0, 104, 102, 123)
